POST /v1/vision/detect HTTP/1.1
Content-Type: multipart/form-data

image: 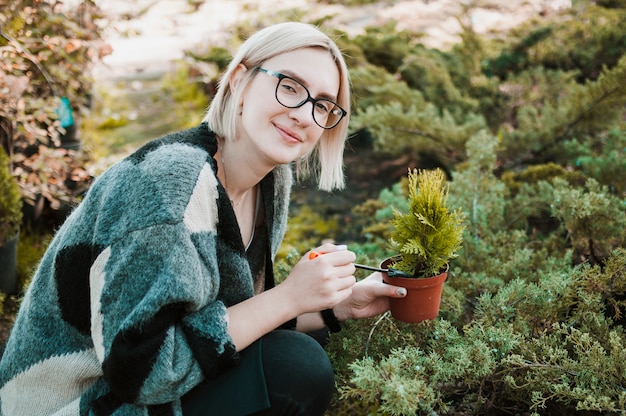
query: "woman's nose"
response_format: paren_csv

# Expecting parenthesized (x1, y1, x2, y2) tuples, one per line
(287, 102, 314, 126)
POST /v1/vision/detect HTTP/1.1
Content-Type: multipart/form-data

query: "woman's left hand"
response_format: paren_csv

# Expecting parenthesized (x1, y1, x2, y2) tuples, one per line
(332, 272, 406, 321)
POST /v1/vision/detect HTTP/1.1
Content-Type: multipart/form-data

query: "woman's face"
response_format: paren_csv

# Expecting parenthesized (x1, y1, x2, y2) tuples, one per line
(233, 47, 340, 168)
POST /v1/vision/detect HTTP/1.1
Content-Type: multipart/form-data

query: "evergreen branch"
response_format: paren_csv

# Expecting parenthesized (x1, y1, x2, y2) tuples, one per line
(391, 127, 442, 142)
(524, 84, 622, 165)
(390, 127, 463, 163)
(517, 359, 579, 377)
(560, 85, 621, 139)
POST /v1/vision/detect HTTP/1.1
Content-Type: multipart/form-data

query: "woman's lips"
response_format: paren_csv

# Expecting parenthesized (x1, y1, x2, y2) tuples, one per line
(275, 123, 303, 143)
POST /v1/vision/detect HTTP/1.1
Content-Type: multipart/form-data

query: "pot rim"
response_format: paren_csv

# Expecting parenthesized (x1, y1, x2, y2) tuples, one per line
(380, 257, 449, 280)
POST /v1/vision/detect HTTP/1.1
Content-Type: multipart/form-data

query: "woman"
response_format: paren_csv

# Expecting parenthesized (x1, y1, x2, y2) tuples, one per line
(0, 22, 406, 415)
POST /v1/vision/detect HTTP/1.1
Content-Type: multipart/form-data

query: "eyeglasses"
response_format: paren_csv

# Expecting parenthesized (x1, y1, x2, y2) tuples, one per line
(257, 68, 347, 129)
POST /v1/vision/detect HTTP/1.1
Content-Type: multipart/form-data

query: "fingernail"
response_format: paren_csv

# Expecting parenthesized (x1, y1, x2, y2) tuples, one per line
(336, 244, 348, 251)
(397, 288, 407, 297)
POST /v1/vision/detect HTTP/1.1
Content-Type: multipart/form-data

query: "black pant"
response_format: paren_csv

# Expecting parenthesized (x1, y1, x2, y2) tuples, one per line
(181, 330, 334, 416)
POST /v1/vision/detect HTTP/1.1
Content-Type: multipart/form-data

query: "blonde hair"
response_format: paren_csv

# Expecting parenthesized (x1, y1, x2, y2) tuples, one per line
(203, 22, 351, 191)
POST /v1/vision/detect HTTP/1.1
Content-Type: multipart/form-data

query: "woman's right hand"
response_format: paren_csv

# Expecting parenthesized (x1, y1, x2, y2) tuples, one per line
(281, 243, 356, 315)
(227, 243, 355, 351)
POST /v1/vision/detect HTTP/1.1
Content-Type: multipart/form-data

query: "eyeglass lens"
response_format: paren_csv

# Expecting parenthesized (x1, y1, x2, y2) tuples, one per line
(276, 77, 343, 129)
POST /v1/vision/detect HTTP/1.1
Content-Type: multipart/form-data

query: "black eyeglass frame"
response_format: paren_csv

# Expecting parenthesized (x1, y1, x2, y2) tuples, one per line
(256, 67, 347, 129)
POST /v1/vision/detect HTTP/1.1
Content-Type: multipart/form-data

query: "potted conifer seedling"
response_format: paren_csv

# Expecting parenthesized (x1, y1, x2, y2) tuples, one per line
(382, 168, 464, 323)
(0, 147, 23, 294)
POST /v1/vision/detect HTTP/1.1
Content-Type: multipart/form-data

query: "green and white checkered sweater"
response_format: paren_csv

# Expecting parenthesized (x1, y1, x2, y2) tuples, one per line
(0, 124, 292, 415)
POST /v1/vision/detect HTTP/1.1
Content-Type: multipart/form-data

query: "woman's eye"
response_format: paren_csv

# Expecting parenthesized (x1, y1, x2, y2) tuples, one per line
(281, 84, 297, 94)
(280, 79, 302, 95)
(315, 102, 331, 114)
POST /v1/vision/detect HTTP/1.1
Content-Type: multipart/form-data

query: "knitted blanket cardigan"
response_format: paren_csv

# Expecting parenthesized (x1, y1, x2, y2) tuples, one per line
(0, 124, 292, 415)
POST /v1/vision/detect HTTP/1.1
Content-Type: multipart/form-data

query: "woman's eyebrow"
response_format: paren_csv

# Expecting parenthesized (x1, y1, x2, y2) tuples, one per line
(280, 69, 338, 102)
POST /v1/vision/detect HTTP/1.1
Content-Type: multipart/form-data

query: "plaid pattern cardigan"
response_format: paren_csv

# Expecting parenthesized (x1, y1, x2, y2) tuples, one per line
(0, 124, 292, 415)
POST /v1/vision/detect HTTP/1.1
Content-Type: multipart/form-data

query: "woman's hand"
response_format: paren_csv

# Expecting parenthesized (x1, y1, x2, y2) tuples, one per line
(332, 272, 407, 321)
(227, 243, 354, 350)
(281, 243, 356, 316)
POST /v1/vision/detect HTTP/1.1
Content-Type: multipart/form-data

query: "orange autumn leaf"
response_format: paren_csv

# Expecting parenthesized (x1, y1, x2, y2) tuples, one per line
(64, 40, 82, 54)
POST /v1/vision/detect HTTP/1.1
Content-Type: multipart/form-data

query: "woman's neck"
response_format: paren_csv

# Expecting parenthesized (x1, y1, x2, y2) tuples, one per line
(216, 137, 266, 206)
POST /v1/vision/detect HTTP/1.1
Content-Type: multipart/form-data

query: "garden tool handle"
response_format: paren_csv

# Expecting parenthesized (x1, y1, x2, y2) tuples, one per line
(310, 252, 388, 272)
(353, 263, 387, 273)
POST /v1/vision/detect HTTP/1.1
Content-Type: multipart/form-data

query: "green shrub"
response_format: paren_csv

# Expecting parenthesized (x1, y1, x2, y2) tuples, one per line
(0, 148, 22, 245)
(16, 227, 52, 291)
(352, 22, 417, 74)
(339, 249, 626, 416)
(275, 205, 340, 263)
(566, 127, 626, 195)
(1, 1, 105, 225)
(329, 109, 626, 413)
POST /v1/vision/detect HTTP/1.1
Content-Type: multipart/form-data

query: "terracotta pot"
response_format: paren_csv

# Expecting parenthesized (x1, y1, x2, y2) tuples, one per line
(381, 257, 448, 323)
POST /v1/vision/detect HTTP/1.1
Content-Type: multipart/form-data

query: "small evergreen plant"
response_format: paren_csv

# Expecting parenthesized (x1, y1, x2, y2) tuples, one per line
(389, 168, 465, 278)
(0, 148, 22, 245)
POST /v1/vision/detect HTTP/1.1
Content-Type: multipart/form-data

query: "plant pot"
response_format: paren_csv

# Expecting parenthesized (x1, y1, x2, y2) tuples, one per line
(381, 257, 448, 323)
(0, 231, 19, 295)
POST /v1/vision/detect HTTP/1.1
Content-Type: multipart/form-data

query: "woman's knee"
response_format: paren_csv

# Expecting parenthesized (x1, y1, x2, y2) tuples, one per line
(260, 330, 334, 415)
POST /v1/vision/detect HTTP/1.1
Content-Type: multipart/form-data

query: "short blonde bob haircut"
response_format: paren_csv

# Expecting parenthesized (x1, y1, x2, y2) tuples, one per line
(203, 21, 351, 191)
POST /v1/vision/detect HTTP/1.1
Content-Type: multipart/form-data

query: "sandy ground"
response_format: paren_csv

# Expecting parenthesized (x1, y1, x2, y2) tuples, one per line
(94, 0, 572, 80)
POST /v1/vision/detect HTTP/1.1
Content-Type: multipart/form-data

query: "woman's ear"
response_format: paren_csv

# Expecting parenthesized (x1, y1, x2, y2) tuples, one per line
(228, 63, 248, 94)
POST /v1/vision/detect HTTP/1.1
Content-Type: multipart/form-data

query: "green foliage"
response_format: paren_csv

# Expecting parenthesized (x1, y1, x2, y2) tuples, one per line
(482, 26, 554, 79)
(345, 2, 626, 176)
(483, 4, 626, 82)
(332, 103, 626, 413)
(500, 55, 626, 166)
(349, 64, 426, 114)
(340, 250, 626, 415)
(566, 248, 626, 326)
(399, 45, 480, 117)
(1, 1, 106, 223)
(566, 127, 626, 194)
(341, 319, 521, 415)
(352, 22, 419, 74)
(549, 177, 626, 263)
(449, 131, 507, 235)
(501, 162, 586, 195)
(81, 63, 209, 169)
(389, 169, 465, 278)
(160, 64, 210, 130)
(275, 205, 340, 262)
(347, 61, 485, 166)
(357, 181, 408, 243)
(528, 3, 626, 80)
(0, 147, 22, 244)
(16, 227, 52, 292)
(349, 99, 486, 170)
(185, 46, 233, 74)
